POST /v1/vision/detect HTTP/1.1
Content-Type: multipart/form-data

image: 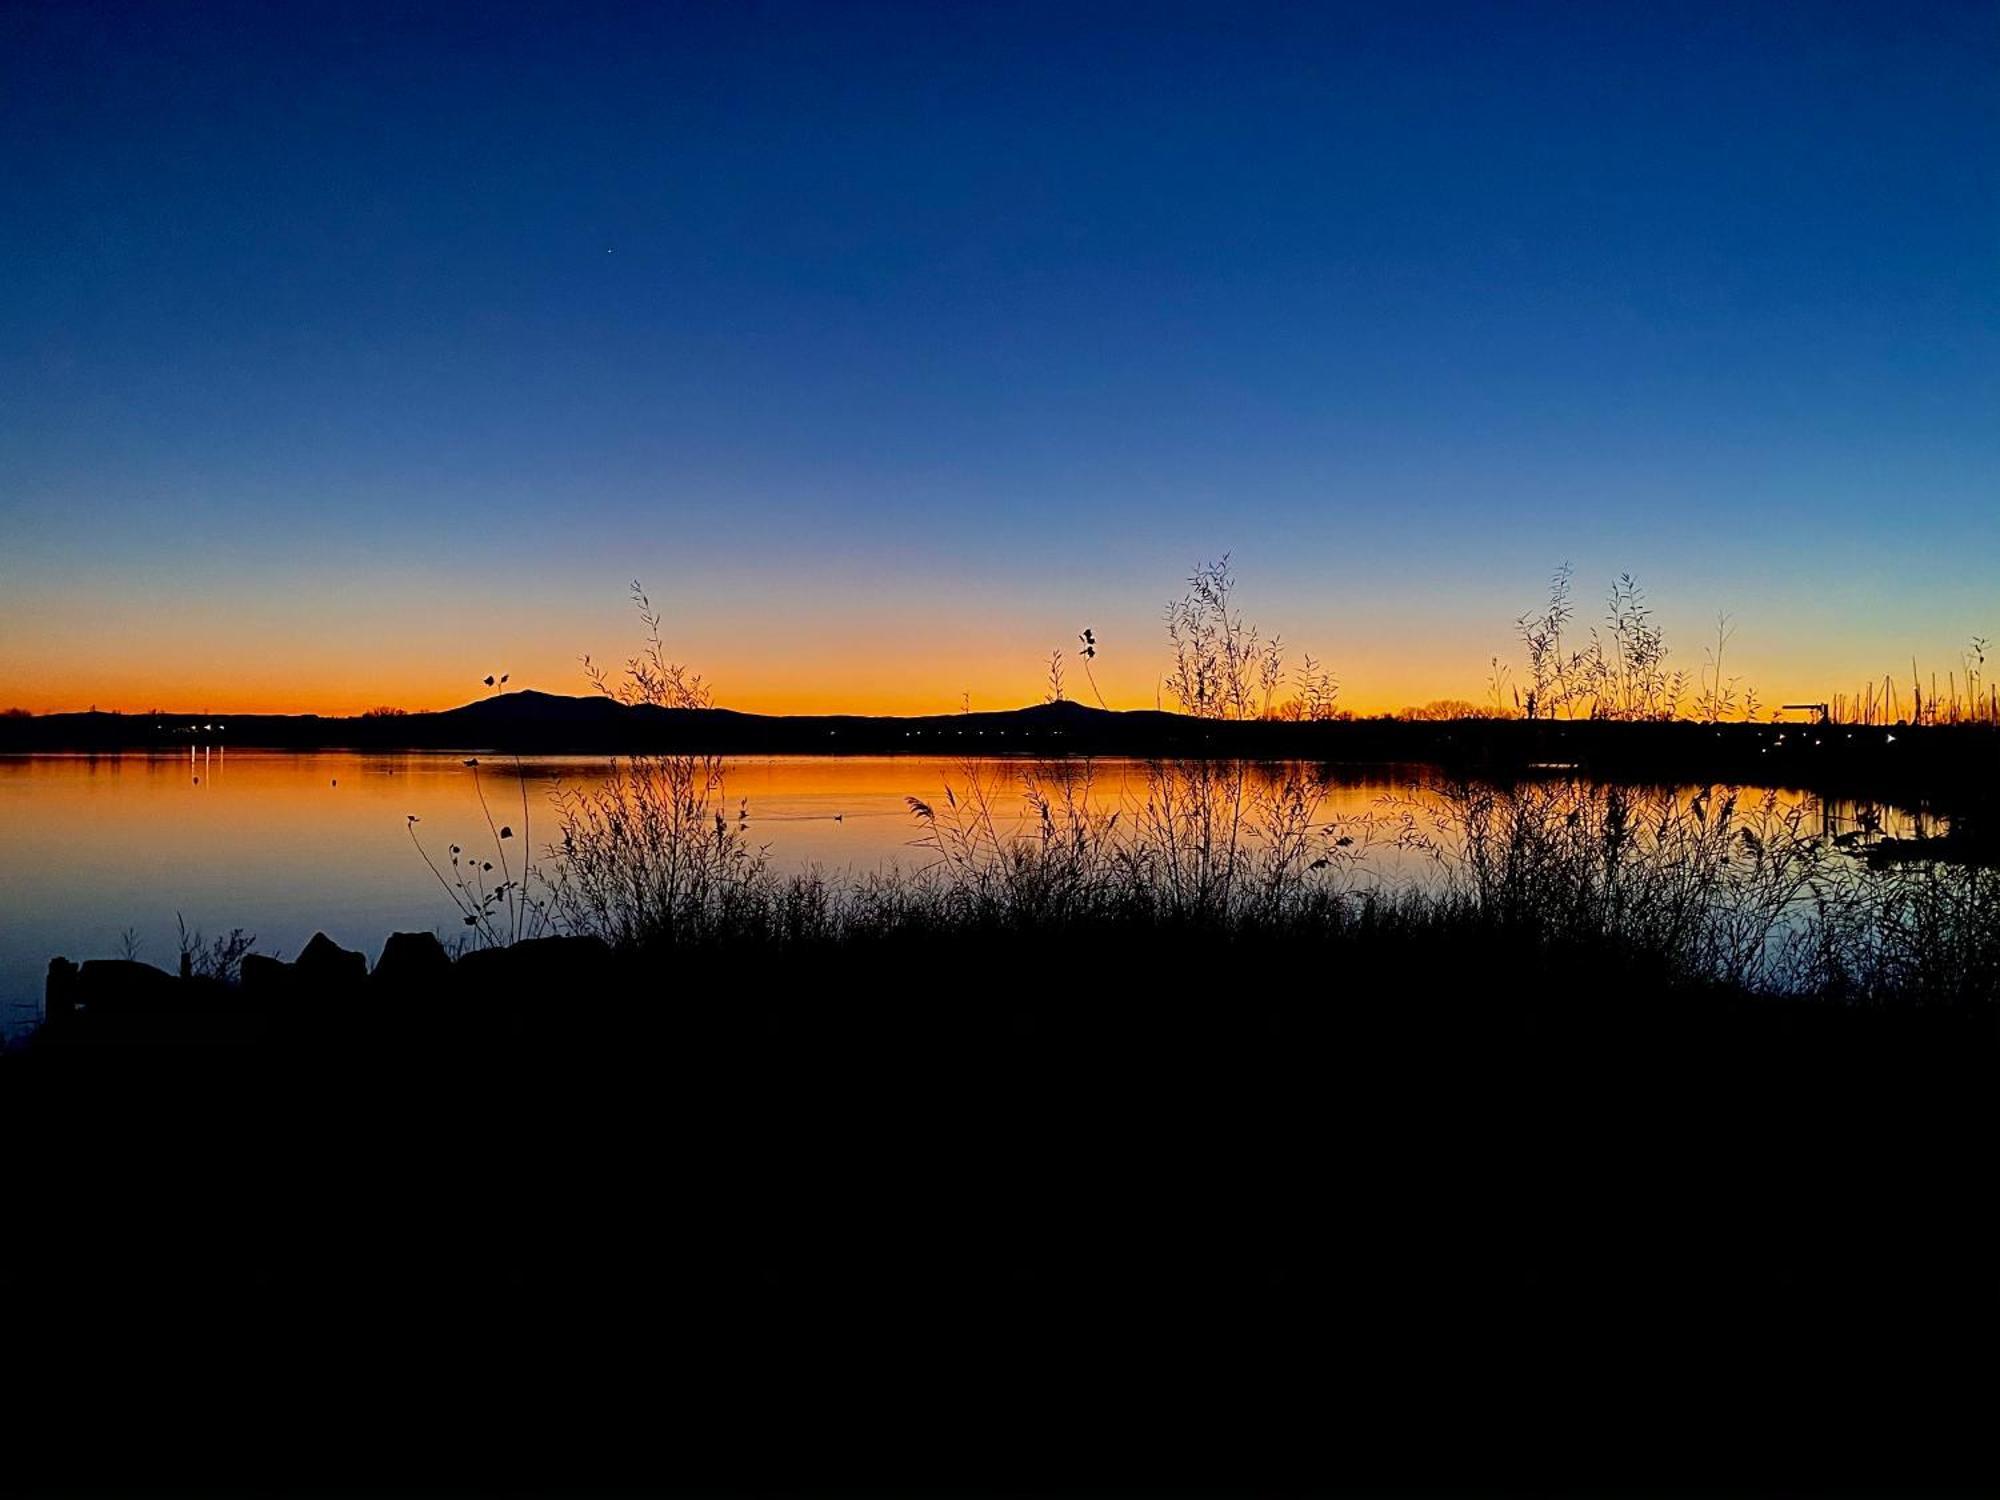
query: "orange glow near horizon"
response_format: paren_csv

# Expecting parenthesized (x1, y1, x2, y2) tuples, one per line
(5, 536, 1991, 725)
(1, 637, 1974, 724)
(1, 567, 1986, 724)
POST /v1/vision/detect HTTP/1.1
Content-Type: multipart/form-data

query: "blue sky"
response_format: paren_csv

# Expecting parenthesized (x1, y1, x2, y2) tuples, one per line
(3, 0, 1994, 712)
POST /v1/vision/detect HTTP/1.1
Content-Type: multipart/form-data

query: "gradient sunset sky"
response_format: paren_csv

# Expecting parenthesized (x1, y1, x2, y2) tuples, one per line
(3, 1, 1994, 717)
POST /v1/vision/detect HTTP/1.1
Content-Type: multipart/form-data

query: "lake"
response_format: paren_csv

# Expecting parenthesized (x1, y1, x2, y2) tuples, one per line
(1, 749, 1913, 1033)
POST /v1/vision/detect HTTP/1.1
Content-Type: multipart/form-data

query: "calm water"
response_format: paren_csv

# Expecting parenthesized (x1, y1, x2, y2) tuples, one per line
(1, 749, 1915, 1032)
(2, 750, 1445, 1025)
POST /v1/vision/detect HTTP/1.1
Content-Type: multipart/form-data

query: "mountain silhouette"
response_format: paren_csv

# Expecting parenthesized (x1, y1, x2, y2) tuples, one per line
(2, 690, 1994, 810)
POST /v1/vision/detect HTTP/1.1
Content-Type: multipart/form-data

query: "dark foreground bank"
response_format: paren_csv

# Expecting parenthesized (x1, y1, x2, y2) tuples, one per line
(6, 922, 1992, 1492)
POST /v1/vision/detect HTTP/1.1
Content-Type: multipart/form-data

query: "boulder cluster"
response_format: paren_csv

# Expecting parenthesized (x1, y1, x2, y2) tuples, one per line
(38, 931, 615, 1046)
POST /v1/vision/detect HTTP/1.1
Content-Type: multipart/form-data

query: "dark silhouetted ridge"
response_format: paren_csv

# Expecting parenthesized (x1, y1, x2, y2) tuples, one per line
(5, 691, 1996, 810)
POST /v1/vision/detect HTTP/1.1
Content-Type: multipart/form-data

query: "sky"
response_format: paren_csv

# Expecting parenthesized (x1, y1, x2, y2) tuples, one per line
(2, 0, 1994, 716)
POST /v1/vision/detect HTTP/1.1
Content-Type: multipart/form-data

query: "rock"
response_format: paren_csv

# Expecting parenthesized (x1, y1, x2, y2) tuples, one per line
(457, 935, 612, 989)
(373, 931, 451, 989)
(455, 936, 614, 1032)
(295, 932, 368, 988)
(45, 957, 79, 1025)
(240, 953, 294, 997)
(74, 959, 178, 1014)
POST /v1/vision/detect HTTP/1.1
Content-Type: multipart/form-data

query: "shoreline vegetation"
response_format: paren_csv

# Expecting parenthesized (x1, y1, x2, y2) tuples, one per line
(25, 761, 1998, 1046)
(11, 562, 1998, 1029)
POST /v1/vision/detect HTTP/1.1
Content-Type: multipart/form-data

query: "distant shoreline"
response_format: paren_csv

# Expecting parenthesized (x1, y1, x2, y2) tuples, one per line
(3, 690, 1994, 806)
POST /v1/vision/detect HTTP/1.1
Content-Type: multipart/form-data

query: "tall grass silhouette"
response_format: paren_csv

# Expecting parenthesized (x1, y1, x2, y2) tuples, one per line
(542, 583, 769, 948)
(459, 565, 1994, 1005)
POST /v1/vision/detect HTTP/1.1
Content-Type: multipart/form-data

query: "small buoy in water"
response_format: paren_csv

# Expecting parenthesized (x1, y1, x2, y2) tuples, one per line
(331, 778, 338, 786)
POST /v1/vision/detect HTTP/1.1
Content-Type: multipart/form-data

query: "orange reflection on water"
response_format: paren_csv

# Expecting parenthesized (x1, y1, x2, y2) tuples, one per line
(0, 750, 1915, 1029)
